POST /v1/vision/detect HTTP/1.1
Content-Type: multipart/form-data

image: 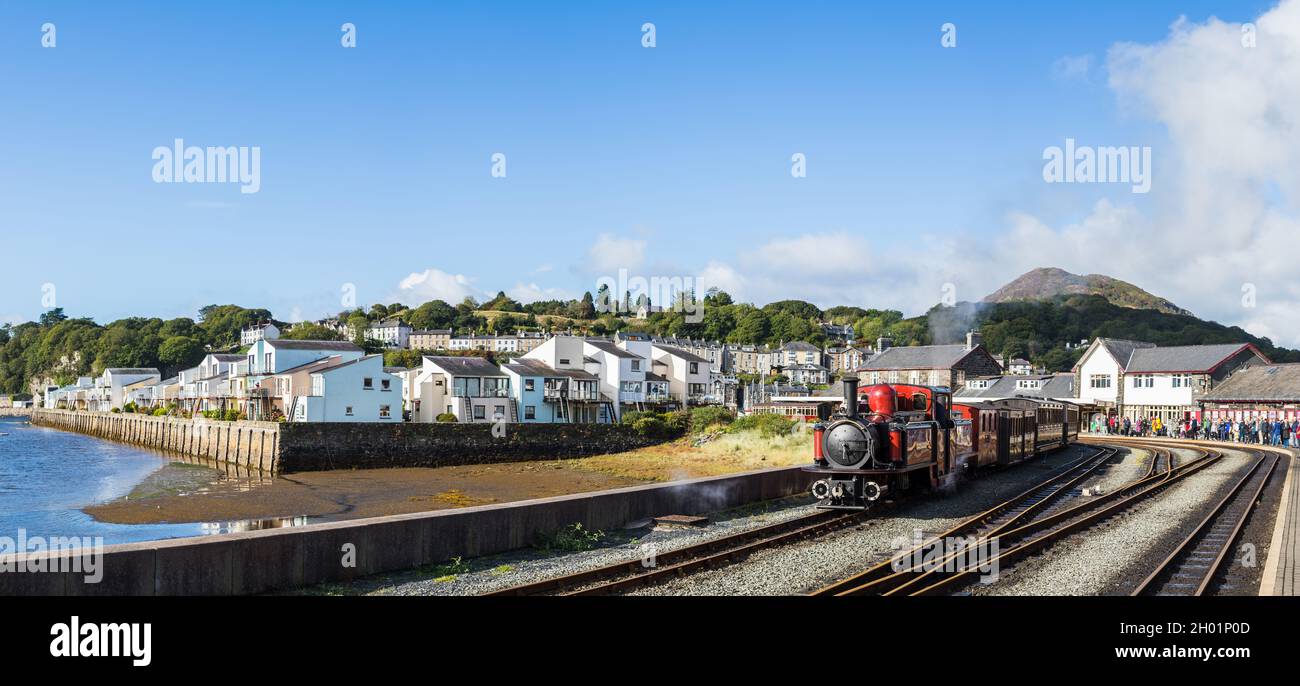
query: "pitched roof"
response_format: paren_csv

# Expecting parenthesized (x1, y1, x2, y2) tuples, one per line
(502, 358, 597, 380)
(1125, 343, 1262, 373)
(782, 341, 820, 352)
(274, 356, 343, 376)
(104, 368, 160, 376)
(267, 339, 363, 352)
(423, 355, 505, 377)
(652, 344, 709, 364)
(1098, 338, 1156, 368)
(1202, 364, 1300, 401)
(859, 345, 975, 370)
(954, 374, 1076, 399)
(208, 354, 245, 362)
(585, 340, 640, 359)
(316, 355, 384, 374)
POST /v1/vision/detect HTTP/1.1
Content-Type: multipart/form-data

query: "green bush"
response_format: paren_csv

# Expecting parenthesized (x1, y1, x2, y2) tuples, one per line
(152, 408, 168, 416)
(436, 412, 458, 423)
(632, 416, 671, 438)
(689, 406, 735, 433)
(534, 523, 604, 552)
(223, 409, 241, 422)
(729, 412, 797, 438)
(620, 410, 660, 425)
(663, 410, 690, 434)
(110, 407, 120, 413)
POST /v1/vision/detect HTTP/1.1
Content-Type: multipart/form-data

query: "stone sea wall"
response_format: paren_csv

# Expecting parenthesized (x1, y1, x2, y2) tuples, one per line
(30, 409, 672, 473)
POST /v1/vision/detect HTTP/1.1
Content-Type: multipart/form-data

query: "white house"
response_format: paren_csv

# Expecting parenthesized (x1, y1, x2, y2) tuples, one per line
(522, 336, 615, 423)
(412, 355, 514, 423)
(1073, 338, 1268, 424)
(94, 368, 161, 411)
(240, 322, 280, 346)
(583, 339, 646, 420)
(651, 344, 712, 406)
(365, 318, 412, 349)
(292, 355, 403, 422)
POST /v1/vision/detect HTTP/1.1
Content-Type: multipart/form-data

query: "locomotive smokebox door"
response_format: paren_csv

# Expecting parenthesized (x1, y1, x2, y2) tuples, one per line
(821, 419, 876, 469)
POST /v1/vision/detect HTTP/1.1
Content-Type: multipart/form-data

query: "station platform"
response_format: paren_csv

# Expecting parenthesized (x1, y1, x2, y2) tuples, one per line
(1261, 447, 1300, 596)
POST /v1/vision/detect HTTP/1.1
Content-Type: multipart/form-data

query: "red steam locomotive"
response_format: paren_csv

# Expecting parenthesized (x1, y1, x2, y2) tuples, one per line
(805, 376, 1080, 509)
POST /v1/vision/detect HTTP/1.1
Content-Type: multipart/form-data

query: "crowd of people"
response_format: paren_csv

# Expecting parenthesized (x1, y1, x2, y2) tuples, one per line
(1091, 414, 1299, 446)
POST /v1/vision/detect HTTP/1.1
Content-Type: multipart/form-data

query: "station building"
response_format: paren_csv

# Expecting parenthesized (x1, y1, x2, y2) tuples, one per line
(1198, 363, 1300, 424)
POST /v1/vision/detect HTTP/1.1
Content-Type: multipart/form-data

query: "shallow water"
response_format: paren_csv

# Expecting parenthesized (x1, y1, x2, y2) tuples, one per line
(0, 416, 301, 545)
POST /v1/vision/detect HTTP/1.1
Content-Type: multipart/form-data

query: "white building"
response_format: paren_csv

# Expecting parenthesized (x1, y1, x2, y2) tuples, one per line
(651, 344, 712, 405)
(1073, 338, 1269, 424)
(412, 355, 515, 423)
(240, 322, 280, 346)
(365, 318, 412, 349)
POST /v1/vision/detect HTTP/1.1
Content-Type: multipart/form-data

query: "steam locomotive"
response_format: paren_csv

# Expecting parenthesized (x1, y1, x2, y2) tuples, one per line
(805, 376, 1080, 509)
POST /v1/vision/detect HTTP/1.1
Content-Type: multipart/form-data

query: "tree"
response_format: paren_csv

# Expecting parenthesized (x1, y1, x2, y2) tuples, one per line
(40, 308, 68, 326)
(408, 300, 457, 330)
(158, 335, 204, 372)
(281, 323, 342, 341)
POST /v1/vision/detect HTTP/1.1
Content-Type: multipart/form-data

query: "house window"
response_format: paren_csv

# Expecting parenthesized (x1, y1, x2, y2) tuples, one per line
(525, 379, 535, 392)
(473, 405, 486, 420)
(379, 405, 391, 418)
(559, 358, 570, 365)
(345, 406, 354, 416)
(363, 377, 373, 389)
(381, 379, 391, 391)
(525, 405, 536, 419)
(494, 405, 505, 419)
(1090, 374, 1112, 389)
(264, 353, 272, 371)
(689, 362, 699, 374)
(631, 360, 640, 371)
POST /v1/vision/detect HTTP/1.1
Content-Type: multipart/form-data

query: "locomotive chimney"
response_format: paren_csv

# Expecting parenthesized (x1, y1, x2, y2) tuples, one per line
(842, 375, 859, 419)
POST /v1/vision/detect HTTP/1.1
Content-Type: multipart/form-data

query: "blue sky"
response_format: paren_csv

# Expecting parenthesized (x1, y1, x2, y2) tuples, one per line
(0, 0, 1288, 336)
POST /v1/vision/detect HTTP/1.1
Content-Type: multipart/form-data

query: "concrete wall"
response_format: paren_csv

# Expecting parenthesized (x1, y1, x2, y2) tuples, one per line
(31, 408, 279, 472)
(30, 408, 681, 474)
(0, 465, 817, 595)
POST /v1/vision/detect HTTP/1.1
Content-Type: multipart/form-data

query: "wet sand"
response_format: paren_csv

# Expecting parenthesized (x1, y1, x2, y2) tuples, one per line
(83, 431, 809, 526)
(85, 461, 650, 525)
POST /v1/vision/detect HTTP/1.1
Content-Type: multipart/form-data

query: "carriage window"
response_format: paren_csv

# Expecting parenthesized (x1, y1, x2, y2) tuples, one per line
(912, 393, 928, 411)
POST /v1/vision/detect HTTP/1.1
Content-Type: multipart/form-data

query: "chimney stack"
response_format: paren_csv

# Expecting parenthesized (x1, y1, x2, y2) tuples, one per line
(876, 337, 892, 352)
(966, 330, 982, 350)
(842, 375, 859, 419)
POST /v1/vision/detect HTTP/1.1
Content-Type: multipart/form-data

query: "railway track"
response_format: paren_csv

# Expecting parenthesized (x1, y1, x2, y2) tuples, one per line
(482, 508, 864, 596)
(486, 445, 1109, 596)
(813, 442, 1220, 596)
(1132, 448, 1280, 596)
(810, 445, 1120, 596)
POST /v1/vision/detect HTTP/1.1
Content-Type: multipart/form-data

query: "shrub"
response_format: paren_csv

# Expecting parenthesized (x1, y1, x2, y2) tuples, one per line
(662, 410, 690, 434)
(223, 409, 241, 422)
(436, 412, 458, 423)
(110, 407, 120, 414)
(632, 416, 670, 438)
(689, 405, 735, 433)
(534, 523, 603, 552)
(729, 412, 797, 438)
(152, 408, 168, 416)
(620, 410, 660, 425)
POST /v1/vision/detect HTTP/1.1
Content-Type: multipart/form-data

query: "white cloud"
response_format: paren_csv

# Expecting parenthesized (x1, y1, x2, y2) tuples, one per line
(1051, 54, 1094, 82)
(585, 234, 647, 274)
(508, 282, 573, 303)
(395, 268, 484, 304)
